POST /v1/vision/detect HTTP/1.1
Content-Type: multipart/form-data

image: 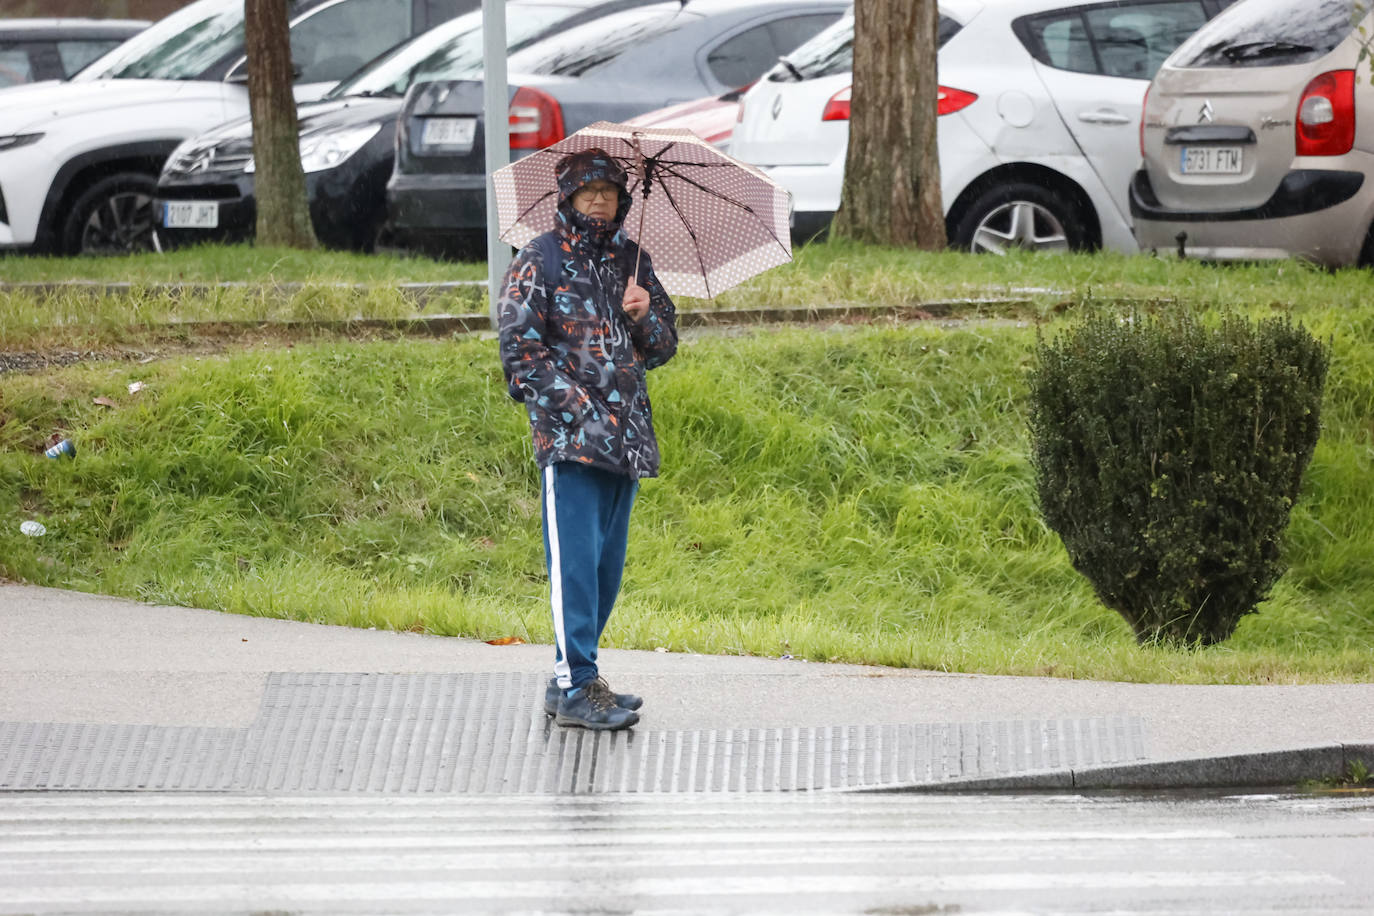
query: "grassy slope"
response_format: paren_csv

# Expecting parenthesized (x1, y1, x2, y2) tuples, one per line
(5, 242, 1374, 352)
(2, 286, 1371, 683)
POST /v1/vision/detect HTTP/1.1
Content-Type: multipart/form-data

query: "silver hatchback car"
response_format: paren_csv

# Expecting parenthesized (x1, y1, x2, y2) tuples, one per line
(1131, 0, 1374, 265)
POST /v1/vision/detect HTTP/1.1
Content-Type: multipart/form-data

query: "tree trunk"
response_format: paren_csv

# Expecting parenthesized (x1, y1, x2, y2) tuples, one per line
(831, 0, 945, 249)
(244, 0, 318, 249)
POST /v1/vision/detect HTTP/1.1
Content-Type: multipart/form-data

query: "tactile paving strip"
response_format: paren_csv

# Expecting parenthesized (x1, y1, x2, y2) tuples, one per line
(0, 672, 1148, 793)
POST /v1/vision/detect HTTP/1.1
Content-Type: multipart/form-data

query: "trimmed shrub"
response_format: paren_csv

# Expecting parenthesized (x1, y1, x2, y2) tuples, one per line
(1027, 312, 1328, 645)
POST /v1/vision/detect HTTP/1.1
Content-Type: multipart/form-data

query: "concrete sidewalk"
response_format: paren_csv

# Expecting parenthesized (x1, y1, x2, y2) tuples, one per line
(2, 583, 1371, 792)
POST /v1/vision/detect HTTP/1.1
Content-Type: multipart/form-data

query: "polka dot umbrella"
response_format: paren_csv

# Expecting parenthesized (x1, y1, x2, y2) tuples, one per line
(492, 120, 793, 300)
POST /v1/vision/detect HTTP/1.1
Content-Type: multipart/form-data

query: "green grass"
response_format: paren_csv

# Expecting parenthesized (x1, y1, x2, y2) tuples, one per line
(2, 289, 1371, 684)
(7, 241, 1374, 353)
(0, 244, 481, 285)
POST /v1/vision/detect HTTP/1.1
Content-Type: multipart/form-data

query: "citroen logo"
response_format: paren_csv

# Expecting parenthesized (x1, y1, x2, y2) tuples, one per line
(1198, 100, 1214, 124)
(771, 95, 783, 120)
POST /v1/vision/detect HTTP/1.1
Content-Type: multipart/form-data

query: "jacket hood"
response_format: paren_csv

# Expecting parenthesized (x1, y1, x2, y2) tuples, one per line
(555, 147, 632, 224)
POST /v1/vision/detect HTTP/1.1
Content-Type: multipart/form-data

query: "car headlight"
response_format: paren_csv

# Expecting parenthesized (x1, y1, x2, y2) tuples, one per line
(299, 124, 382, 173)
(0, 133, 43, 153)
(244, 124, 383, 174)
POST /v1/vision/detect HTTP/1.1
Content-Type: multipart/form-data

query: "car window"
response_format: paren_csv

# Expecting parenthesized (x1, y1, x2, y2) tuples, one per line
(1016, 1, 1210, 79)
(766, 8, 964, 82)
(291, 0, 413, 84)
(56, 39, 124, 77)
(82, 0, 247, 80)
(328, 2, 588, 97)
(0, 47, 35, 88)
(1169, 0, 1364, 67)
(503, 4, 694, 77)
(706, 14, 838, 87)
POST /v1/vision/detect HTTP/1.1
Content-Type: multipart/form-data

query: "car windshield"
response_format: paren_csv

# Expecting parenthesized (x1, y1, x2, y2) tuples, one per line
(1169, 0, 1368, 67)
(74, 0, 249, 81)
(326, 2, 585, 98)
(503, 3, 692, 77)
(767, 7, 963, 81)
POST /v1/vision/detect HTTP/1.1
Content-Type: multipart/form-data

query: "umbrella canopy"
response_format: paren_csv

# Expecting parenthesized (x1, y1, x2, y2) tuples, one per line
(491, 120, 792, 299)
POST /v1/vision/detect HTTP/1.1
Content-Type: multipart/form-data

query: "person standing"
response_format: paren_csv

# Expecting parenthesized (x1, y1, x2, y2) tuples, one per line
(496, 148, 677, 731)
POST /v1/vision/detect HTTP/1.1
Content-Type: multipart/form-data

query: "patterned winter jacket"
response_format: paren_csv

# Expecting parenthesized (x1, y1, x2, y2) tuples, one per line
(497, 160, 678, 480)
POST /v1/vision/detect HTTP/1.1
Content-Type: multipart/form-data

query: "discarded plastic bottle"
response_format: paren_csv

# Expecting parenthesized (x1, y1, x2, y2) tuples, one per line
(44, 439, 76, 459)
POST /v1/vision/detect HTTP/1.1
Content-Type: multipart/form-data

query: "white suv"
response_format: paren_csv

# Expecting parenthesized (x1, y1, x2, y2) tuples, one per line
(0, 0, 471, 256)
(732, 0, 1235, 252)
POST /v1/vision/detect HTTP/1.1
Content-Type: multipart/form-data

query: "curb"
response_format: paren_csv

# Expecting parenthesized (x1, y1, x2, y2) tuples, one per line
(853, 742, 1374, 793)
(74, 300, 1027, 336)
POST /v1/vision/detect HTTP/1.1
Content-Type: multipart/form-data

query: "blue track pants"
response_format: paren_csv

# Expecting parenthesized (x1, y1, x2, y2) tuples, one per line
(542, 462, 639, 690)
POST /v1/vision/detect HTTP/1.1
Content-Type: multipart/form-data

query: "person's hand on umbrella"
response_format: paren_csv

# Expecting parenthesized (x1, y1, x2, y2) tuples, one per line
(622, 280, 650, 322)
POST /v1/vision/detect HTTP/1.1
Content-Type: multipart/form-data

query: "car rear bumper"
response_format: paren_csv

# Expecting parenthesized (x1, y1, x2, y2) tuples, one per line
(753, 163, 842, 216)
(1131, 168, 1373, 265)
(387, 172, 487, 233)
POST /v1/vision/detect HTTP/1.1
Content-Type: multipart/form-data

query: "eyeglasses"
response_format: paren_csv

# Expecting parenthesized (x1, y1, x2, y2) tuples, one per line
(574, 183, 620, 202)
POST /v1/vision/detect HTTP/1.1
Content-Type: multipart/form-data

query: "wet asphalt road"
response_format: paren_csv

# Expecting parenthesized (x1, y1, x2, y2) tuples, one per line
(1, 789, 1371, 914)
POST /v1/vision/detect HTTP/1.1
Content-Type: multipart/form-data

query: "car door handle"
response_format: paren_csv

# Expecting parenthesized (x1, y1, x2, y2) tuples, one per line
(1078, 110, 1133, 125)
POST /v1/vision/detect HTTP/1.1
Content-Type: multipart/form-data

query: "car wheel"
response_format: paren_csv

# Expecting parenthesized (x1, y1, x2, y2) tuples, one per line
(951, 182, 1089, 254)
(60, 172, 159, 256)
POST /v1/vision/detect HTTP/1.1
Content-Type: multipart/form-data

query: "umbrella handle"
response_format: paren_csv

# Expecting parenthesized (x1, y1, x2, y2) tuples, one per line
(633, 196, 647, 285)
(631, 132, 648, 285)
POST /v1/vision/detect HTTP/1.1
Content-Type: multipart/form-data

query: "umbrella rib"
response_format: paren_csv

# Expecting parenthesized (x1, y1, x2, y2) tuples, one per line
(654, 175, 713, 300)
(652, 162, 792, 259)
(507, 188, 560, 237)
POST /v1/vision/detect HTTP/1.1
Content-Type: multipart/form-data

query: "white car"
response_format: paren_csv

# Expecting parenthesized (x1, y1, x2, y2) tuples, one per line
(732, 0, 1236, 252)
(1132, 0, 1374, 266)
(0, 0, 473, 256)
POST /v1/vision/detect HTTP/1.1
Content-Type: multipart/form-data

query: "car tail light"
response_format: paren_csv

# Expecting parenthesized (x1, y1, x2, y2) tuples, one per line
(1296, 70, 1355, 156)
(937, 86, 977, 116)
(509, 86, 565, 149)
(821, 85, 977, 122)
(1140, 85, 1150, 157)
(822, 86, 851, 121)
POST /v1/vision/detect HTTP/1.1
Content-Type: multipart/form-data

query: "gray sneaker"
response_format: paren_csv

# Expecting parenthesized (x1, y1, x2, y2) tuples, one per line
(555, 679, 639, 731)
(544, 676, 643, 717)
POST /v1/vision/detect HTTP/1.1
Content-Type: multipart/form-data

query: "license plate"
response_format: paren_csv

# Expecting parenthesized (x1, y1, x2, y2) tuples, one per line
(162, 201, 219, 229)
(422, 117, 476, 147)
(1180, 146, 1243, 174)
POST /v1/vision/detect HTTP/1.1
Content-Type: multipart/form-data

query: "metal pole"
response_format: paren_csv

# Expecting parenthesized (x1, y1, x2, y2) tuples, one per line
(483, 0, 510, 323)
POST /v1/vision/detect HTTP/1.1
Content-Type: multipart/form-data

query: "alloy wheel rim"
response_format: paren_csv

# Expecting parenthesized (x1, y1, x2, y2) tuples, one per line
(971, 200, 1070, 255)
(81, 190, 156, 255)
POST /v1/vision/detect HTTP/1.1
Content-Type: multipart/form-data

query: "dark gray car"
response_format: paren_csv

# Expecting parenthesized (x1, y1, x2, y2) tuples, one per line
(386, 0, 847, 257)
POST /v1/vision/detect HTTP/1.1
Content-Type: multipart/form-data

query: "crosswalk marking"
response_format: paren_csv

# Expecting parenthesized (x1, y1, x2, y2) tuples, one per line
(0, 793, 1361, 915)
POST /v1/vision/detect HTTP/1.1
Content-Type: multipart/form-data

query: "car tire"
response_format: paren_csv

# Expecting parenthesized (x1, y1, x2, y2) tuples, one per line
(950, 181, 1089, 254)
(60, 172, 160, 256)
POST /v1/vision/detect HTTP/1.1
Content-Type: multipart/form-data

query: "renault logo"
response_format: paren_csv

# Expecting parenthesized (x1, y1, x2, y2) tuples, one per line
(1198, 100, 1214, 123)
(772, 95, 783, 120)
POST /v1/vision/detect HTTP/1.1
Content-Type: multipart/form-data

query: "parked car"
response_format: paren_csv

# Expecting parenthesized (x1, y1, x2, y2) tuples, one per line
(154, 0, 660, 252)
(0, 18, 148, 89)
(387, 0, 847, 257)
(0, 0, 476, 257)
(1131, 0, 1374, 266)
(623, 86, 747, 151)
(732, 0, 1236, 251)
